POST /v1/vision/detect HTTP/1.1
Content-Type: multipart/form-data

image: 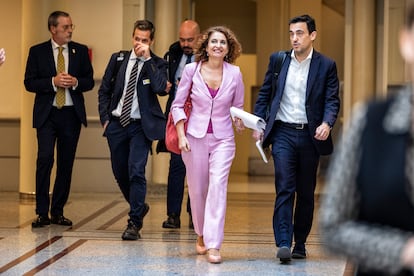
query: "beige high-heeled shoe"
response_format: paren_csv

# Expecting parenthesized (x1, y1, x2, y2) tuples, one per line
(196, 236, 207, 255)
(207, 248, 222, 264)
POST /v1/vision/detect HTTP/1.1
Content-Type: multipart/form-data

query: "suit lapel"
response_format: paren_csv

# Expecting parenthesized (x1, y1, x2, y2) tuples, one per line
(306, 51, 320, 100)
(46, 40, 57, 75)
(68, 42, 74, 74)
(215, 62, 231, 100)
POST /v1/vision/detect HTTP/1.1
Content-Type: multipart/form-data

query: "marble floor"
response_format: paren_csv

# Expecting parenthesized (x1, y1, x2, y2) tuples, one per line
(0, 174, 352, 275)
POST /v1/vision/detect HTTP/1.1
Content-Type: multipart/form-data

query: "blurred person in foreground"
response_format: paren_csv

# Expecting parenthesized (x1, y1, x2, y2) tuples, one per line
(170, 26, 244, 263)
(320, 5, 414, 276)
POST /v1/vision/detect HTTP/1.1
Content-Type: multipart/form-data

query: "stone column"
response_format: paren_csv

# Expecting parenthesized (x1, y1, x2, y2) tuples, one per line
(20, 0, 52, 199)
(151, 0, 179, 185)
(343, 0, 376, 124)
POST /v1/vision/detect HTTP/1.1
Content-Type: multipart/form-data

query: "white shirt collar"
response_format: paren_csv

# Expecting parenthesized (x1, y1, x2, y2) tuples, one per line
(291, 48, 313, 62)
(51, 39, 68, 50)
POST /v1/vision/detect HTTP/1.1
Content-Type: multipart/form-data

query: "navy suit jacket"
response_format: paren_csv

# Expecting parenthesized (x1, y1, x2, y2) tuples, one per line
(98, 50, 168, 141)
(254, 50, 340, 155)
(24, 40, 94, 128)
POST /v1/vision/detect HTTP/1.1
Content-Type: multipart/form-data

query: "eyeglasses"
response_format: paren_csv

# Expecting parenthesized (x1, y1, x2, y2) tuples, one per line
(61, 24, 75, 31)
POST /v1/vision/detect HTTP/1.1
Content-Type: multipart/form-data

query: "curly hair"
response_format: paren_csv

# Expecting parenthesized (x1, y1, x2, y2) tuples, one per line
(194, 26, 242, 64)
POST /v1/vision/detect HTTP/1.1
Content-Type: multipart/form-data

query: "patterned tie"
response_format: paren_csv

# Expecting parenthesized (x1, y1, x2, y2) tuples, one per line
(56, 46, 65, 109)
(119, 59, 139, 127)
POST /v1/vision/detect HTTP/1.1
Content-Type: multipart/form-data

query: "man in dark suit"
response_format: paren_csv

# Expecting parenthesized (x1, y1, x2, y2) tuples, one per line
(24, 11, 94, 228)
(156, 20, 200, 229)
(253, 14, 340, 262)
(98, 20, 169, 240)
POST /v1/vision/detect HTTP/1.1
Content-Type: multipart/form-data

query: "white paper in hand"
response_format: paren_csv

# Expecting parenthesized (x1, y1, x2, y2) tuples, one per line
(256, 140, 269, 163)
(230, 107, 266, 131)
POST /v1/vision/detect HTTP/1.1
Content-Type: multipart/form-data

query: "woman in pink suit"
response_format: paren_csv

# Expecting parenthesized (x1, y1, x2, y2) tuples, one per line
(170, 26, 244, 264)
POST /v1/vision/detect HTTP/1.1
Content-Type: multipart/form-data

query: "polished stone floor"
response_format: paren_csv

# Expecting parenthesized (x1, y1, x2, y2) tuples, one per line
(0, 175, 351, 275)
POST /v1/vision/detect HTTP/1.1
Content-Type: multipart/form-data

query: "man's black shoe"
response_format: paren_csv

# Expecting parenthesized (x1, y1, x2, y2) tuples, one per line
(31, 215, 50, 228)
(276, 246, 292, 263)
(292, 243, 306, 259)
(122, 220, 141, 240)
(162, 213, 180, 229)
(51, 215, 72, 226)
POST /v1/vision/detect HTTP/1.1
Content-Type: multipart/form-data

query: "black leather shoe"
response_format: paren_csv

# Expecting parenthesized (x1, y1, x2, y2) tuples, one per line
(32, 215, 50, 228)
(277, 246, 292, 263)
(122, 220, 141, 240)
(162, 213, 180, 229)
(292, 243, 306, 259)
(51, 215, 72, 226)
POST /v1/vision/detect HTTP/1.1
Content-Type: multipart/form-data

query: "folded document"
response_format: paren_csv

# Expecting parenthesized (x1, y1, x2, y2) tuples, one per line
(229, 107, 266, 131)
(230, 107, 269, 163)
(256, 140, 270, 163)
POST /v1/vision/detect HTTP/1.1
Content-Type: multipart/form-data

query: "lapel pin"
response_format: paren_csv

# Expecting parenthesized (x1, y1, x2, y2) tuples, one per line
(72, 49, 76, 54)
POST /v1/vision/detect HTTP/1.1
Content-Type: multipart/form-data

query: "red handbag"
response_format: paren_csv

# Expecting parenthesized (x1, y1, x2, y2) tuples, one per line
(165, 89, 192, 154)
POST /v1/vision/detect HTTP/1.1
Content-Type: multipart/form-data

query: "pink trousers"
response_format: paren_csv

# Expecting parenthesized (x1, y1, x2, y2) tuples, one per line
(181, 133, 235, 250)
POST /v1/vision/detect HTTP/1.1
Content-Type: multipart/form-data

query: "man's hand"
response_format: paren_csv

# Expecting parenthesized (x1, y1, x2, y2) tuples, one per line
(252, 130, 263, 141)
(314, 122, 331, 141)
(54, 72, 77, 88)
(165, 81, 172, 93)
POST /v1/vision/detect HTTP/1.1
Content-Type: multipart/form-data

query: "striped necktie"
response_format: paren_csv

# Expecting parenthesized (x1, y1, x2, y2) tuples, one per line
(119, 59, 139, 127)
(56, 46, 65, 108)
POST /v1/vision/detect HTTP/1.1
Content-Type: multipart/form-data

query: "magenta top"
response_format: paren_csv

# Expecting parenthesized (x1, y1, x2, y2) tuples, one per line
(207, 85, 219, 133)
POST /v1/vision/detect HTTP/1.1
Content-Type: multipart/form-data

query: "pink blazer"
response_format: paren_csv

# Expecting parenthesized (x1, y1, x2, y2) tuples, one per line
(171, 61, 244, 139)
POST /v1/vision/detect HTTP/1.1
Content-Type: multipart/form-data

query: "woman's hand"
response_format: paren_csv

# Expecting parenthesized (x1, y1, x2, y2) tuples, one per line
(176, 120, 191, 152)
(234, 117, 245, 133)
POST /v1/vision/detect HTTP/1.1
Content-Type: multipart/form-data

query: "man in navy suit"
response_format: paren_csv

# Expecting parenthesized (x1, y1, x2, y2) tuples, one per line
(98, 20, 169, 240)
(253, 14, 340, 262)
(24, 11, 94, 228)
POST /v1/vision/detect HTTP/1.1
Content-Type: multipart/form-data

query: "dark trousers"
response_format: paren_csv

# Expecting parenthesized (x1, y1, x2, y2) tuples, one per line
(35, 106, 81, 217)
(270, 124, 319, 247)
(105, 119, 151, 227)
(166, 152, 191, 216)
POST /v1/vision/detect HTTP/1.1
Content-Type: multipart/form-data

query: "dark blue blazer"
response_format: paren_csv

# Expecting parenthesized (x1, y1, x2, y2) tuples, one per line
(254, 50, 340, 155)
(24, 40, 94, 128)
(98, 50, 168, 141)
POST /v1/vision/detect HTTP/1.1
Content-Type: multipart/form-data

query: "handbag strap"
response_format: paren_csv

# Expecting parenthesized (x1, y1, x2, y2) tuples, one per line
(186, 62, 198, 98)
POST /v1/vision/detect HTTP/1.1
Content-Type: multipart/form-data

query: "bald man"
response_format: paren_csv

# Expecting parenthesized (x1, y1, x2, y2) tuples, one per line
(157, 20, 200, 229)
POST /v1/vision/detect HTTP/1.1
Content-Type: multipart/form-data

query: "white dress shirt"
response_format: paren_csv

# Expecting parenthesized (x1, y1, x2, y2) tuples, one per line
(112, 50, 147, 119)
(276, 49, 313, 124)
